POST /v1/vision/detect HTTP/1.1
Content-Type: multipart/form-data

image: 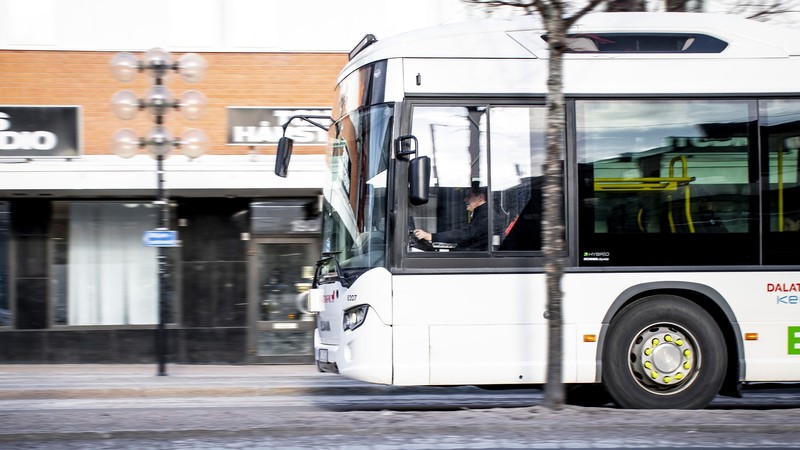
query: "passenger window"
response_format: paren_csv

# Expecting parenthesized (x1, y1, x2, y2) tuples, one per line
(576, 99, 758, 266)
(408, 106, 488, 253)
(761, 99, 800, 265)
(489, 106, 547, 251)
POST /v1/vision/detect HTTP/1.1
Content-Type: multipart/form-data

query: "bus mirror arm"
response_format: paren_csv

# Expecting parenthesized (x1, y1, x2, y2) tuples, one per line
(281, 115, 334, 133)
(394, 135, 418, 160)
(274, 115, 334, 178)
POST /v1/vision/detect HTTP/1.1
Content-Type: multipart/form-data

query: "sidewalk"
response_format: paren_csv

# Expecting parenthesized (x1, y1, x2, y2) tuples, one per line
(0, 364, 387, 400)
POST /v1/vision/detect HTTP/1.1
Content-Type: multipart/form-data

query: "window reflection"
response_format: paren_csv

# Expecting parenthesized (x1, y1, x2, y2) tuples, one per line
(408, 106, 489, 252)
(489, 106, 547, 251)
(322, 104, 391, 271)
(576, 99, 758, 266)
(760, 99, 800, 264)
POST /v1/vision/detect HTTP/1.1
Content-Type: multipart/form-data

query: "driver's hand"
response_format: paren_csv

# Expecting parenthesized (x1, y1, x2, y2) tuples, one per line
(413, 229, 432, 242)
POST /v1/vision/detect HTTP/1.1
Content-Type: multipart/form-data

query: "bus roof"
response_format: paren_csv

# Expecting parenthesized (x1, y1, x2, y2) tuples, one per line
(345, 12, 800, 71)
(339, 12, 800, 96)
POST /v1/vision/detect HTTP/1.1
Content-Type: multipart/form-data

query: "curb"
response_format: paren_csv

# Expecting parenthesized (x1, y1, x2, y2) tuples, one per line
(0, 384, 475, 401)
(0, 386, 282, 400)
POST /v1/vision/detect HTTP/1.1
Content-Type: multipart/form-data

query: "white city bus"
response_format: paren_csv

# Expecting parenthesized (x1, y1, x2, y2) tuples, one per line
(286, 12, 800, 409)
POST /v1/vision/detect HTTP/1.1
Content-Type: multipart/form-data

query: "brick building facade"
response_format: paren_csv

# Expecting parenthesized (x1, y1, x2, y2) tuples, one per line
(0, 50, 346, 156)
(0, 48, 349, 364)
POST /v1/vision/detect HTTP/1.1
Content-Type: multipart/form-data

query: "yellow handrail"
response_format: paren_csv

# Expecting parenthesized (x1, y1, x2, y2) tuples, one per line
(670, 155, 695, 233)
(593, 176, 694, 191)
(594, 155, 694, 192)
(637, 208, 645, 232)
(594, 155, 696, 233)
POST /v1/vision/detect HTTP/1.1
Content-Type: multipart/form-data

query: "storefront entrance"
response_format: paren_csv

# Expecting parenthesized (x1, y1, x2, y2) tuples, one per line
(248, 238, 317, 364)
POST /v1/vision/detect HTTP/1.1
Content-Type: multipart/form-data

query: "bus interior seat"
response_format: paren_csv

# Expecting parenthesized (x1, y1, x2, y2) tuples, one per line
(498, 197, 542, 250)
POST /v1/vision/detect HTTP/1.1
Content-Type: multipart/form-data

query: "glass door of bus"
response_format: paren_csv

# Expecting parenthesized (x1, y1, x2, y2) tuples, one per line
(248, 237, 317, 364)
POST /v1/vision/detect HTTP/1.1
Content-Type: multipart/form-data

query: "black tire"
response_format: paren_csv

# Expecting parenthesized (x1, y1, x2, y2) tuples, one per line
(602, 295, 727, 409)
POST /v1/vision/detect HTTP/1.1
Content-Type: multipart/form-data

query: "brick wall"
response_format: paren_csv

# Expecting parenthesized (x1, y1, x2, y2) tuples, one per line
(0, 50, 348, 156)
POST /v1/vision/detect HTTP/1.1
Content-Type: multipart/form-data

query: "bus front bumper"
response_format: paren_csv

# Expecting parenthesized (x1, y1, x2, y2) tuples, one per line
(314, 329, 339, 374)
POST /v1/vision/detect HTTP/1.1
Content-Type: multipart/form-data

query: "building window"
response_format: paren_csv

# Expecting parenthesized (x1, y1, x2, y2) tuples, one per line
(52, 202, 172, 326)
(0, 203, 9, 327)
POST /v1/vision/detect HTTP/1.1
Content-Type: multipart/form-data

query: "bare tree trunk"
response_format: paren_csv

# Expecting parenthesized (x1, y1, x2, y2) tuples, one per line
(462, 0, 602, 410)
(537, 4, 568, 410)
(534, 0, 604, 410)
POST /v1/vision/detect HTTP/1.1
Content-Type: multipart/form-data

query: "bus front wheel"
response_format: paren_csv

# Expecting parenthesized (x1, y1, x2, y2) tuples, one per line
(602, 295, 727, 409)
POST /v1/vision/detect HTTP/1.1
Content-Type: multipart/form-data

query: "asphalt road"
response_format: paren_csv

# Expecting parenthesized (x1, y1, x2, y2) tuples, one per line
(2, 384, 800, 449)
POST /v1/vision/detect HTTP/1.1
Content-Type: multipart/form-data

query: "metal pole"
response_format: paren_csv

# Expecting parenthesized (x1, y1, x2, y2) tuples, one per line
(156, 153, 168, 376)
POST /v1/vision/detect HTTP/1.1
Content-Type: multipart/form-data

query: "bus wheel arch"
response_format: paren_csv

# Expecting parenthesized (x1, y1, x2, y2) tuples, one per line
(599, 289, 740, 409)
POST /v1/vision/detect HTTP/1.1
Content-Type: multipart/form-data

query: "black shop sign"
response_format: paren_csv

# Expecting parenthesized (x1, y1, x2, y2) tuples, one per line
(227, 107, 330, 146)
(0, 106, 80, 157)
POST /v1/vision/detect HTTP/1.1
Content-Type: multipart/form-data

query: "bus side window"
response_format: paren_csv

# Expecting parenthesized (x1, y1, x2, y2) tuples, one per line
(761, 100, 800, 264)
(577, 99, 758, 266)
(408, 105, 489, 252)
(496, 181, 542, 251)
(489, 106, 547, 251)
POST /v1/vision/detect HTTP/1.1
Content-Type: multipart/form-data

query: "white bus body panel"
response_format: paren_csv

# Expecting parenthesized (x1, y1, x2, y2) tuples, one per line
(338, 268, 393, 384)
(402, 57, 800, 98)
(561, 272, 800, 382)
(335, 271, 800, 385)
(315, 268, 393, 384)
(392, 274, 550, 385)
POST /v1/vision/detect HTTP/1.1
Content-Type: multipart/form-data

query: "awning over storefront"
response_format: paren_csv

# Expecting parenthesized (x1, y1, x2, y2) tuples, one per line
(0, 154, 326, 198)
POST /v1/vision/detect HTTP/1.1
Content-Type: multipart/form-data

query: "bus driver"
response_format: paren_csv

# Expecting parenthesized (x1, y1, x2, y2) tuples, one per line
(413, 186, 488, 251)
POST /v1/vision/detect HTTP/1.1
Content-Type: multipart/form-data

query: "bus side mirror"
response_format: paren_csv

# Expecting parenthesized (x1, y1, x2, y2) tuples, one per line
(275, 136, 294, 178)
(275, 115, 332, 178)
(395, 134, 430, 206)
(409, 156, 430, 206)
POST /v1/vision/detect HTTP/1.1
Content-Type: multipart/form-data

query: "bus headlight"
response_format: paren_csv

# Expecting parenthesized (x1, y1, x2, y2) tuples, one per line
(343, 305, 369, 332)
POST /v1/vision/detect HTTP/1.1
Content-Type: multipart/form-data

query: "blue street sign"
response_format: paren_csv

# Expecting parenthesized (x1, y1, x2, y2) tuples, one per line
(143, 230, 179, 247)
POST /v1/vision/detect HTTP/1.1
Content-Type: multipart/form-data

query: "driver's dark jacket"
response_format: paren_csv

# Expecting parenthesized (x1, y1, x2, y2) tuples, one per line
(432, 203, 488, 251)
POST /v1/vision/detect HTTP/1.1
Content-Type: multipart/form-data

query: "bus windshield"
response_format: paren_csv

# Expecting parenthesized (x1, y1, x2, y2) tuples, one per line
(320, 103, 392, 284)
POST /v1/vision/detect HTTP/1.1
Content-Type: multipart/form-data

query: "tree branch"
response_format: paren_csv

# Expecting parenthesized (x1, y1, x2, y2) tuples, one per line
(566, 0, 608, 28)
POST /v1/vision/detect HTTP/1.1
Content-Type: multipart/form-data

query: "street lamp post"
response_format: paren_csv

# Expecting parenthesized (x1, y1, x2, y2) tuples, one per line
(110, 48, 209, 376)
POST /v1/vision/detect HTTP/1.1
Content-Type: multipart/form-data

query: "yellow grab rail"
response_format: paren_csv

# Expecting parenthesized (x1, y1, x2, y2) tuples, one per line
(593, 155, 696, 233)
(594, 155, 694, 192)
(667, 155, 695, 233)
